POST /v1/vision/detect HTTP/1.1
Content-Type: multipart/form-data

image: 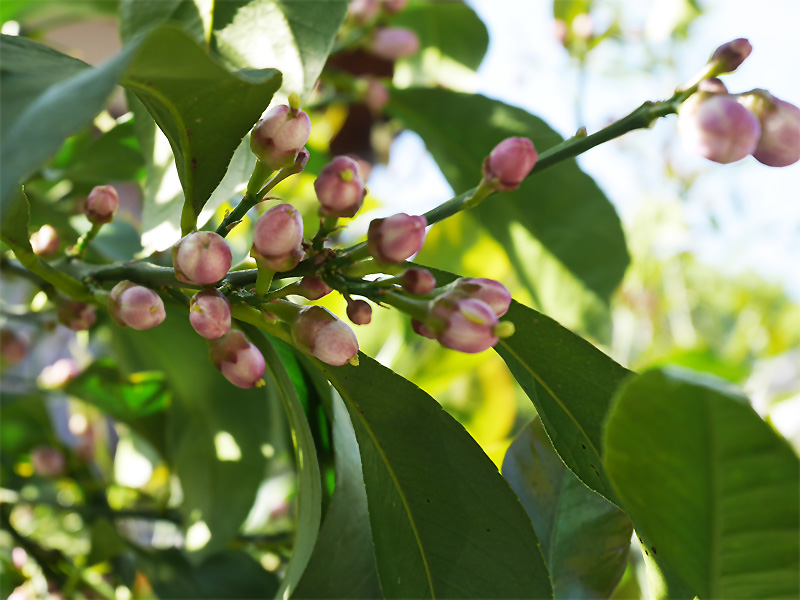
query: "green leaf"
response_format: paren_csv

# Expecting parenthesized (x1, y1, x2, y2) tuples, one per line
(314, 353, 553, 599)
(604, 369, 800, 599)
(293, 373, 381, 599)
(119, 0, 212, 45)
(62, 119, 146, 184)
(390, 88, 629, 332)
(242, 329, 322, 600)
(211, 0, 349, 97)
(503, 417, 632, 599)
(1, 190, 33, 251)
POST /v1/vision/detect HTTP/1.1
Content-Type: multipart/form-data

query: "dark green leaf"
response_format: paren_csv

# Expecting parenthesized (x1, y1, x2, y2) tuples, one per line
(503, 417, 632, 599)
(119, 0, 210, 45)
(63, 119, 145, 184)
(390, 88, 628, 332)
(314, 353, 552, 599)
(604, 369, 800, 599)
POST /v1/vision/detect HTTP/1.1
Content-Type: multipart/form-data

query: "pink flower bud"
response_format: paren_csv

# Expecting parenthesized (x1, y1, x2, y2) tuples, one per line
(739, 90, 800, 167)
(698, 78, 728, 94)
(209, 330, 266, 389)
(1, 330, 27, 365)
(250, 104, 312, 170)
(364, 78, 390, 113)
(12, 547, 28, 570)
(367, 213, 427, 264)
(292, 306, 359, 366)
(430, 296, 499, 354)
(253, 204, 304, 259)
(296, 277, 332, 300)
(57, 300, 96, 331)
(369, 27, 420, 60)
(314, 156, 367, 218)
(39, 358, 81, 389)
(30, 225, 60, 256)
(401, 268, 436, 295)
(411, 318, 435, 339)
(172, 231, 233, 285)
(347, 299, 372, 325)
(450, 278, 512, 317)
(85, 185, 119, 225)
(678, 92, 761, 164)
(31, 447, 66, 477)
(483, 137, 538, 191)
(108, 281, 166, 330)
(349, 0, 380, 24)
(190, 289, 231, 339)
(711, 38, 752, 73)
(383, 0, 408, 14)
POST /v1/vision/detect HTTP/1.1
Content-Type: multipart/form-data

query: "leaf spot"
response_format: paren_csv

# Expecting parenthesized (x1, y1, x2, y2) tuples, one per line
(651, 546, 657, 555)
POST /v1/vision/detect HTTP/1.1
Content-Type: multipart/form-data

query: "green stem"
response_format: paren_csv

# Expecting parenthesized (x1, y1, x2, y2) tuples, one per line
(6, 243, 92, 302)
(80, 261, 201, 289)
(380, 290, 431, 322)
(312, 216, 339, 251)
(68, 223, 103, 259)
(255, 262, 275, 299)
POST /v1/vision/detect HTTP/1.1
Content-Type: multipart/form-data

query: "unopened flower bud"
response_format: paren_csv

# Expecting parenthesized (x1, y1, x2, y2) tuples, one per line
(349, 0, 380, 24)
(296, 277, 332, 300)
(738, 90, 800, 167)
(172, 231, 233, 285)
(430, 296, 499, 353)
(367, 213, 427, 264)
(450, 278, 512, 317)
(678, 92, 761, 164)
(698, 78, 728, 94)
(483, 137, 538, 191)
(710, 38, 752, 73)
(250, 104, 312, 170)
(39, 358, 81, 389)
(1, 330, 27, 366)
(30, 225, 60, 256)
(347, 299, 372, 325)
(209, 330, 266, 389)
(12, 547, 28, 570)
(57, 300, 96, 331)
(383, 0, 408, 14)
(401, 268, 436, 295)
(411, 318, 435, 339)
(364, 78, 390, 113)
(108, 281, 166, 330)
(369, 27, 420, 60)
(31, 447, 66, 477)
(253, 204, 304, 259)
(292, 306, 359, 366)
(85, 185, 119, 225)
(314, 156, 367, 218)
(190, 289, 231, 339)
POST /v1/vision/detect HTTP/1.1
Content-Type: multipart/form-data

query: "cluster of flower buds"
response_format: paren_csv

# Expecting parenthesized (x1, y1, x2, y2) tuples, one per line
(85, 185, 119, 225)
(30, 225, 60, 256)
(251, 204, 305, 272)
(250, 103, 311, 171)
(173, 231, 233, 285)
(678, 40, 800, 166)
(108, 281, 166, 330)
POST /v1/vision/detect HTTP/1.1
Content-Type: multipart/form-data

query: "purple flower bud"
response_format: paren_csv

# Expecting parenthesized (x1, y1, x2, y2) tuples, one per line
(190, 289, 232, 339)
(38, 358, 81, 389)
(250, 104, 312, 170)
(450, 278, 512, 317)
(31, 447, 66, 477)
(369, 27, 420, 60)
(739, 90, 800, 167)
(367, 213, 427, 264)
(383, 0, 408, 14)
(1, 329, 27, 365)
(296, 277, 332, 300)
(57, 300, 96, 331)
(209, 330, 266, 389)
(711, 38, 752, 73)
(430, 296, 499, 354)
(349, 0, 380, 24)
(401, 268, 436, 295)
(677, 92, 761, 164)
(108, 281, 166, 330)
(292, 306, 359, 366)
(30, 225, 60, 256)
(364, 78, 390, 113)
(85, 185, 119, 225)
(314, 156, 367, 218)
(172, 231, 233, 285)
(411, 318, 435, 339)
(347, 299, 372, 325)
(253, 204, 304, 258)
(483, 137, 538, 191)
(698, 78, 728, 94)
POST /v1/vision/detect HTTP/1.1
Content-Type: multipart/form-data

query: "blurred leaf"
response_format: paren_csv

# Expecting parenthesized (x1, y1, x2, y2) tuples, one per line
(553, 0, 592, 22)
(604, 369, 800, 599)
(244, 328, 322, 600)
(314, 353, 553, 599)
(0, 190, 33, 251)
(62, 119, 145, 184)
(503, 417, 632, 599)
(87, 517, 127, 566)
(119, 0, 211, 45)
(389, 88, 628, 332)
(212, 0, 349, 98)
(0, 395, 51, 458)
(90, 220, 143, 263)
(0, 0, 117, 31)
(293, 374, 380, 599)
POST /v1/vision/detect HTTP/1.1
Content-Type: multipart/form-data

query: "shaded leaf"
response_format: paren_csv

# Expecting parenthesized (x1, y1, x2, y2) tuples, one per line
(604, 369, 800, 599)
(119, 0, 211, 45)
(62, 119, 146, 184)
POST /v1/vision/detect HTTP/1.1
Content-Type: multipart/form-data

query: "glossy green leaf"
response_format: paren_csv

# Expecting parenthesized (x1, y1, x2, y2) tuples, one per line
(212, 0, 349, 97)
(119, 0, 211, 45)
(314, 353, 552, 599)
(293, 372, 381, 599)
(390, 88, 628, 331)
(503, 417, 632, 599)
(604, 369, 800, 599)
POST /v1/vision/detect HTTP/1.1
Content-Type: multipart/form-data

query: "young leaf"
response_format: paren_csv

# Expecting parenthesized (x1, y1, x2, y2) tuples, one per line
(314, 353, 553, 599)
(604, 368, 800, 599)
(503, 417, 632, 599)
